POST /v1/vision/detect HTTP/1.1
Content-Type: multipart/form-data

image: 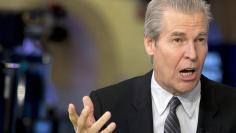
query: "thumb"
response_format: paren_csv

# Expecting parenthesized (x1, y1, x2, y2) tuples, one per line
(82, 96, 96, 127)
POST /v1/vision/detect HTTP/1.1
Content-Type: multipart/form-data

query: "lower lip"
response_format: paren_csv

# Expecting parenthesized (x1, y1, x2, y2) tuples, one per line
(179, 71, 197, 81)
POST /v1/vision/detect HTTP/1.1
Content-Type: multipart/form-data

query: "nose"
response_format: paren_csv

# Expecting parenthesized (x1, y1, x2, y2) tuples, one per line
(184, 43, 197, 61)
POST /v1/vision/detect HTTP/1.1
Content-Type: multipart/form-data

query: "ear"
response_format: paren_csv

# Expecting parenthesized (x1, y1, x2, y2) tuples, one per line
(144, 36, 156, 56)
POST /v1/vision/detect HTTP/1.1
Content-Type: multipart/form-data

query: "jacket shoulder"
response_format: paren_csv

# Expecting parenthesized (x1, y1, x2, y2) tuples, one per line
(202, 75, 236, 104)
(89, 71, 152, 121)
(91, 71, 151, 102)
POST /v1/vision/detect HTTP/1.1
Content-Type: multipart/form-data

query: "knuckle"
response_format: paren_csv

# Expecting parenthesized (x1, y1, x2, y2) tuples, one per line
(80, 108, 89, 118)
(100, 116, 107, 122)
(101, 112, 110, 121)
(70, 115, 77, 122)
(77, 119, 84, 128)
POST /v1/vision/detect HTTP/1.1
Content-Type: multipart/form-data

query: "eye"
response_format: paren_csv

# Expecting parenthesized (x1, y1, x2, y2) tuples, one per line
(196, 37, 207, 43)
(199, 38, 205, 42)
(173, 38, 183, 43)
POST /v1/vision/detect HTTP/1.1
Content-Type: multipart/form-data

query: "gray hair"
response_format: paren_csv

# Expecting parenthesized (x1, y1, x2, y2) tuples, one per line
(144, 0, 212, 40)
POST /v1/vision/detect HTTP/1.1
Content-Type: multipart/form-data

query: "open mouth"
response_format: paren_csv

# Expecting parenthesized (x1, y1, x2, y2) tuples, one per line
(179, 68, 196, 77)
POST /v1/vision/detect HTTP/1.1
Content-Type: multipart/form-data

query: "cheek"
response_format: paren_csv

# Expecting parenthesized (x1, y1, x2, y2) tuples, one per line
(198, 47, 208, 63)
(154, 51, 179, 77)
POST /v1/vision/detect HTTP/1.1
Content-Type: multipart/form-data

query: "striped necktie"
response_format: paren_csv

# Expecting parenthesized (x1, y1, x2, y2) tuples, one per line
(164, 97, 181, 133)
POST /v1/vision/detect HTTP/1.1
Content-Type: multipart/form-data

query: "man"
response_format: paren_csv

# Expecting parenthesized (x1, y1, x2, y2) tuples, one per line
(68, 0, 236, 133)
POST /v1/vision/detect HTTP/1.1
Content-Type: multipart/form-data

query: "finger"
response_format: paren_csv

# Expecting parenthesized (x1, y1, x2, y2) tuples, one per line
(77, 106, 90, 130)
(83, 96, 94, 112)
(83, 96, 95, 126)
(100, 122, 116, 133)
(68, 103, 79, 128)
(90, 111, 111, 132)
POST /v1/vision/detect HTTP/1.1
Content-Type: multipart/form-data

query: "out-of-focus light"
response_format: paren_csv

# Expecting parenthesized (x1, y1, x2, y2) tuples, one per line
(17, 76, 26, 106)
(203, 52, 222, 82)
(4, 75, 11, 99)
(43, 54, 51, 64)
(5, 63, 20, 69)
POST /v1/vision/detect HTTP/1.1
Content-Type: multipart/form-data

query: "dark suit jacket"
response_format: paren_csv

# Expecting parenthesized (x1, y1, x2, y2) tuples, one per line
(90, 71, 236, 133)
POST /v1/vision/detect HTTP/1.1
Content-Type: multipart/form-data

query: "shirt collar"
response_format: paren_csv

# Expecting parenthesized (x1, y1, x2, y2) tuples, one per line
(151, 71, 201, 118)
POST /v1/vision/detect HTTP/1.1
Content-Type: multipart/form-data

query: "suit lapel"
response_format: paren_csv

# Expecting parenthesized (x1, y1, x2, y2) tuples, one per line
(127, 71, 154, 133)
(197, 75, 221, 133)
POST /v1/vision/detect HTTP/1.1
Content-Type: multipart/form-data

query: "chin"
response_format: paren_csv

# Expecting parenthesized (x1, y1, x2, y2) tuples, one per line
(176, 82, 198, 94)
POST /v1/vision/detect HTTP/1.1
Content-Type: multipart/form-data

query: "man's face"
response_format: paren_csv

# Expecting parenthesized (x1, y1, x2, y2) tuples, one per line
(144, 8, 208, 95)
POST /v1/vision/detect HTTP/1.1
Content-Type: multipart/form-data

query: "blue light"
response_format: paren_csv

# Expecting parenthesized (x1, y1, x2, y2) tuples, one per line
(203, 52, 222, 82)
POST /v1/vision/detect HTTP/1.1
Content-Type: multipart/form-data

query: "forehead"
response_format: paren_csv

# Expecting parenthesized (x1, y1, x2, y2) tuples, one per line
(161, 8, 208, 34)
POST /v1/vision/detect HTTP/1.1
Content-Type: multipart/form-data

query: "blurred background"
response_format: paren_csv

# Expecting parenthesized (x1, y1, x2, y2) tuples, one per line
(0, 0, 235, 133)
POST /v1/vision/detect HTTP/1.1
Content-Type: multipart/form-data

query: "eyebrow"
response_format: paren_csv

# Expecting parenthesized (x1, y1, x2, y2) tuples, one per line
(170, 32, 208, 37)
(170, 32, 186, 37)
(197, 32, 208, 37)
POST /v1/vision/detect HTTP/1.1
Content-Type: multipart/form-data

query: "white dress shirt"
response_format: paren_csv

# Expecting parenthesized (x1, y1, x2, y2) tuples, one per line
(151, 72, 201, 133)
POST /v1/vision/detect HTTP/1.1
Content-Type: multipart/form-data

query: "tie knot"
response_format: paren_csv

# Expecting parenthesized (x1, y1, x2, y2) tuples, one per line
(169, 97, 181, 111)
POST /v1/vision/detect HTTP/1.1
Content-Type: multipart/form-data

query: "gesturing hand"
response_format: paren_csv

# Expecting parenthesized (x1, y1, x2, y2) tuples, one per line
(68, 96, 116, 133)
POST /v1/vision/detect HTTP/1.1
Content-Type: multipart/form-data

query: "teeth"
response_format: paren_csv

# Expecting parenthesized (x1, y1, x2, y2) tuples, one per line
(180, 72, 193, 77)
